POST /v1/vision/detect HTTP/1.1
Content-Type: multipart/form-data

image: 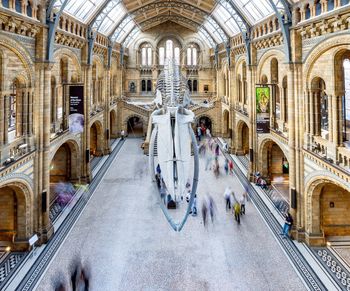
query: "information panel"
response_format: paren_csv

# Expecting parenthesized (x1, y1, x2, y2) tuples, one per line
(256, 86, 270, 134)
(69, 85, 84, 133)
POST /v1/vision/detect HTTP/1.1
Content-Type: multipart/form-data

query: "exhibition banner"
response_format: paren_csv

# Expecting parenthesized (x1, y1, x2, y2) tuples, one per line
(256, 86, 270, 134)
(69, 85, 84, 133)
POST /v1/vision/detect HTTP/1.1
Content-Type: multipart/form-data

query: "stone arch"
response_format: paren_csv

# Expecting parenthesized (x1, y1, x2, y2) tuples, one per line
(0, 178, 34, 250)
(155, 34, 184, 49)
(50, 139, 80, 181)
(258, 136, 289, 178)
(257, 49, 285, 82)
(236, 120, 250, 155)
(195, 114, 214, 135)
(124, 114, 146, 137)
(305, 174, 350, 243)
(133, 37, 157, 51)
(0, 35, 34, 86)
(53, 47, 81, 73)
(90, 120, 104, 156)
(304, 33, 350, 84)
(110, 109, 118, 138)
(222, 109, 230, 137)
(183, 37, 206, 52)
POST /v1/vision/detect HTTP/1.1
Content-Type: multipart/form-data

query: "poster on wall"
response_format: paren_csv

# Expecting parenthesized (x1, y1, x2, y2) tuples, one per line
(69, 85, 84, 133)
(256, 86, 270, 134)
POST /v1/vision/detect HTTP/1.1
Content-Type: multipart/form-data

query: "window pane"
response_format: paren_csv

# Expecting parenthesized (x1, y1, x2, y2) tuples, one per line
(147, 48, 152, 66)
(193, 48, 197, 66)
(159, 47, 165, 65)
(142, 48, 147, 66)
(166, 40, 173, 60)
(187, 48, 192, 66)
(174, 47, 180, 65)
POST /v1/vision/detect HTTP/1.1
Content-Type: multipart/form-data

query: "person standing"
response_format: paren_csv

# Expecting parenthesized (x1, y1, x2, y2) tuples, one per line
(208, 195, 216, 223)
(224, 159, 229, 175)
(229, 160, 234, 175)
(191, 194, 197, 216)
(224, 187, 232, 211)
(121, 129, 125, 140)
(281, 212, 293, 238)
(240, 192, 248, 215)
(233, 202, 241, 224)
(201, 200, 208, 227)
(197, 126, 202, 141)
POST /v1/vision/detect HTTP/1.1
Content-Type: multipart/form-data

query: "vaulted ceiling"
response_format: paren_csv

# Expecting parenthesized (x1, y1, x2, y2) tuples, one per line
(59, 0, 294, 47)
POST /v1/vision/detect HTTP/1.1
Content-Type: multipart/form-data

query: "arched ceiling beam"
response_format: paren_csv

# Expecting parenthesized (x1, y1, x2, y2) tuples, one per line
(205, 16, 228, 43)
(129, 1, 208, 19)
(46, 0, 69, 62)
(217, 0, 252, 65)
(123, 26, 140, 47)
(139, 14, 202, 32)
(267, 0, 292, 62)
(136, 14, 218, 47)
(87, 0, 122, 65)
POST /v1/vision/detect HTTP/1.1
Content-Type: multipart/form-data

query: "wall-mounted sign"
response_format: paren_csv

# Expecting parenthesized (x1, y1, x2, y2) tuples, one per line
(256, 86, 270, 134)
(69, 85, 84, 133)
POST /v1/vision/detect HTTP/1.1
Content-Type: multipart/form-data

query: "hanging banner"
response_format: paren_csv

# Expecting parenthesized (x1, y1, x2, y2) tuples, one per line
(69, 85, 84, 133)
(256, 86, 270, 134)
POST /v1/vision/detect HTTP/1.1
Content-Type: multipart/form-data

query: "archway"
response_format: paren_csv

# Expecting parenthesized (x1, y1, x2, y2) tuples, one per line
(127, 116, 144, 137)
(110, 110, 117, 139)
(0, 184, 29, 251)
(222, 110, 230, 137)
(50, 142, 79, 214)
(237, 121, 249, 155)
(309, 181, 350, 240)
(90, 121, 103, 157)
(260, 140, 289, 200)
(196, 116, 212, 136)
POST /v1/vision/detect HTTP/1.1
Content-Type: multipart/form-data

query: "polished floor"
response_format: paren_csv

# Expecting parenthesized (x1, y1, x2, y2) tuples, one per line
(37, 139, 305, 291)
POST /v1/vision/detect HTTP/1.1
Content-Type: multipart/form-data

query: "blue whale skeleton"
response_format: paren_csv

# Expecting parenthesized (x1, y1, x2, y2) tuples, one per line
(149, 58, 199, 232)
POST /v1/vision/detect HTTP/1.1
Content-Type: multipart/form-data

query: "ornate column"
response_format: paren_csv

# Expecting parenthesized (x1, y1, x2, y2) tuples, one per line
(104, 67, 111, 154)
(286, 64, 300, 240)
(248, 64, 257, 180)
(41, 62, 54, 242)
(332, 95, 339, 146)
(0, 94, 4, 145)
(82, 64, 92, 183)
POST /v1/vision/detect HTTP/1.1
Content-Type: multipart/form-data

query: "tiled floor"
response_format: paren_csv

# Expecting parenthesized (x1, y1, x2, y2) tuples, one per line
(37, 139, 305, 291)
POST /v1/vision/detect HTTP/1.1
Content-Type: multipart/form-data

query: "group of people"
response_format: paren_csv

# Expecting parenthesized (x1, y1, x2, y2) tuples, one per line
(201, 195, 217, 227)
(223, 187, 248, 224)
(197, 125, 211, 141)
(55, 259, 90, 291)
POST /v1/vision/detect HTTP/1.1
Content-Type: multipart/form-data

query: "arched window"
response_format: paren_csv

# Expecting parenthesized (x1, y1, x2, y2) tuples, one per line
(174, 47, 180, 65)
(270, 58, 278, 83)
(187, 45, 198, 66)
(243, 62, 247, 105)
(159, 47, 165, 65)
(15, 0, 21, 13)
(9, 81, 17, 133)
(305, 4, 311, 20)
(188, 80, 192, 92)
(166, 40, 173, 60)
(27, 1, 32, 17)
(311, 77, 328, 136)
(2, 0, 9, 8)
(147, 47, 152, 66)
(343, 59, 350, 142)
(315, 0, 322, 16)
(141, 80, 146, 92)
(327, 0, 334, 11)
(187, 48, 192, 66)
(141, 46, 152, 66)
(141, 48, 147, 66)
(147, 80, 152, 92)
(237, 75, 242, 103)
(341, 0, 349, 6)
(282, 76, 288, 123)
(275, 86, 281, 120)
(193, 80, 198, 92)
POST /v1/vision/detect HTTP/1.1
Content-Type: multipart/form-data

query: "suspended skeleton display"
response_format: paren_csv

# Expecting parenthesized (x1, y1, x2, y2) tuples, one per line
(149, 59, 199, 232)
